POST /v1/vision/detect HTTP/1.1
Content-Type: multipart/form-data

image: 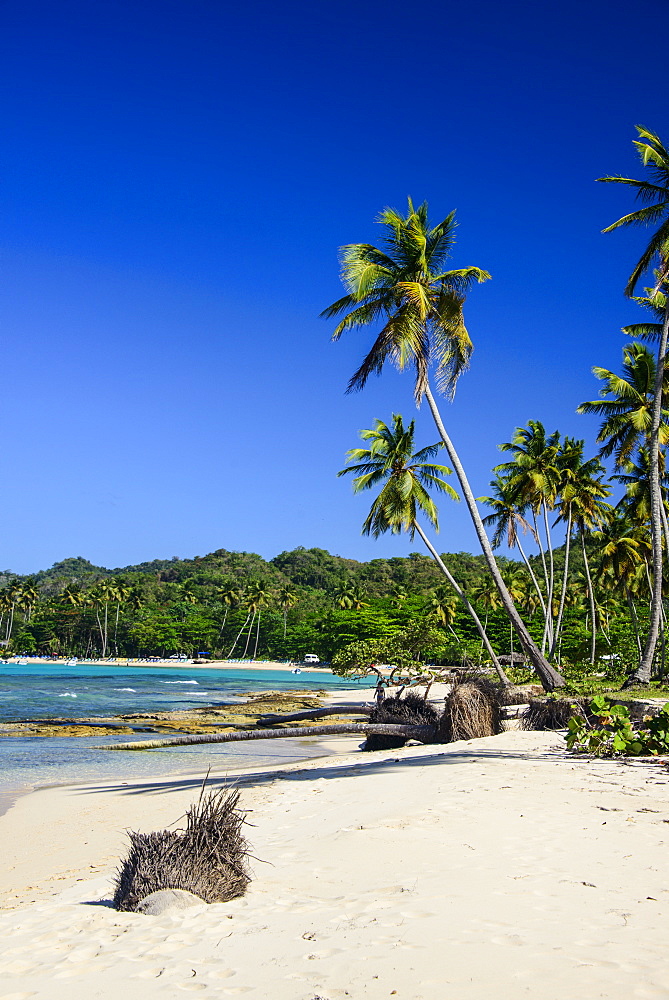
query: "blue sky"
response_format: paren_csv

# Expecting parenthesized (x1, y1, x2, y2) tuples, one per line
(0, 0, 667, 574)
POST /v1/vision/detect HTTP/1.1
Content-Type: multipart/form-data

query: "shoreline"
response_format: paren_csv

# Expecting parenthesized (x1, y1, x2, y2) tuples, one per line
(0, 686, 381, 814)
(1, 729, 668, 998)
(2, 656, 337, 672)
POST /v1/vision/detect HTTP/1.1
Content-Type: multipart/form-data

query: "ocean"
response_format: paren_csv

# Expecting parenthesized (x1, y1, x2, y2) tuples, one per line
(0, 662, 364, 795)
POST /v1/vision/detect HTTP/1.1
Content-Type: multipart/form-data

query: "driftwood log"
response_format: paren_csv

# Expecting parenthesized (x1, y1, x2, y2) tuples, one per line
(96, 722, 437, 751)
(256, 705, 373, 724)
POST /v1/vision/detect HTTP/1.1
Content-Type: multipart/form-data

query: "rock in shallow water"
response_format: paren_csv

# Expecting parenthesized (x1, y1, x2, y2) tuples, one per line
(135, 888, 205, 915)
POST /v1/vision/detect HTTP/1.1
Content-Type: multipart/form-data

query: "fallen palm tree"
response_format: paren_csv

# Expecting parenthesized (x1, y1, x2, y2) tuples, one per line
(256, 704, 373, 724)
(96, 720, 437, 751)
(364, 692, 440, 751)
(113, 784, 251, 912)
(98, 677, 504, 753)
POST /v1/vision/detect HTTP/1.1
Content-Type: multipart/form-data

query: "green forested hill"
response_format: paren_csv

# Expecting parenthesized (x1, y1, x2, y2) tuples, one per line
(0, 542, 637, 671)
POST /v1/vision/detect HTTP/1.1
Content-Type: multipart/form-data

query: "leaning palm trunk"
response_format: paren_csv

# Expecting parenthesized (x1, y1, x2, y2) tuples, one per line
(629, 303, 669, 685)
(625, 588, 643, 665)
(96, 722, 438, 752)
(218, 607, 230, 638)
(550, 512, 572, 660)
(227, 612, 251, 658)
(516, 536, 547, 621)
(580, 526, 598, 666)
(541, 501, 556, 652)
(252, 611, 262, 659)
(413, 520, 510, 686)
(242, 611, 256, 658)
(95, 605, 105, 656)
(531, 509, 552, 653)
(424, 384, 565, 690)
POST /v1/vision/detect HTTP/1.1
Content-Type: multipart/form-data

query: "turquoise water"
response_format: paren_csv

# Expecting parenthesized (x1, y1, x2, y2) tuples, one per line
(0, 662, 360, 720)
(0, 663, 363, 794)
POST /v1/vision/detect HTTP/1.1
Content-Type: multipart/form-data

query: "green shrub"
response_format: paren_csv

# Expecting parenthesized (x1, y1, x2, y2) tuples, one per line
(566, 695, 669, 756)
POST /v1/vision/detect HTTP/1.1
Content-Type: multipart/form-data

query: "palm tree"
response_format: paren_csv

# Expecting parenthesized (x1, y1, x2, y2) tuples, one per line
(348, 585, 369, 611)
(332, 580, 356, 610)
(598, 126, 669, 683)
(20, 580, 39, 622)
(244, 583, 271, 659)
(277, 586, 298, 640)
(323, 198, 563, 690)
(338, 413, 509, 684)
(551, 440, 612, 660)
(88, 580, 118, 658)
(3, 580, 23, 643)
(481, 474, 545, 619)
(217, 585, 241, 637)
(180, 582, 198, 606)
(470, 577, 502, 663)
(495, 421, 562, 654)
(614, 445, 669, 528)
(428, 587, 460, 643)
(227, 588, 251, 658)
(567, 479, 614, 667)
(110, 578, 131, 655)
(501, 569, 527, 665)
(390, 585, 409, 608)
(576, 342, 669, 468)
(594, 512, 650, 666)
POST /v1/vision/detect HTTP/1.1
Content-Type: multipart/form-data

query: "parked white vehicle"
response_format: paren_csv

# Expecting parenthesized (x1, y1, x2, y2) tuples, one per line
(304, 654, 320, 664)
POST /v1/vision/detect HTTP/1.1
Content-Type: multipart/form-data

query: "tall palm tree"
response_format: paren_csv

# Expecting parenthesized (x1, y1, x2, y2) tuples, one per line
(20, 580, 39, 622)
(110, 578, 131, 655)
(551, 440, 612, 661)
(244, 583, 271, 659)
(3, 580, 23, 643)
(598, 126, 669, 683)
(278, 586, 298, 639)
(217, 585, 241, 638)
(323, 198, 563, 690)
(501, 568, 527, 665)
(89, 580, 118, 658)
(481, 474, 545, 619)
(428, 587, 460, 642)
(470, 577, 502, 663)
(338, 413, 509, 684)
(495, 421, 562, 654)
(226, 587, 252, 658)
(594, 512, 650, 666)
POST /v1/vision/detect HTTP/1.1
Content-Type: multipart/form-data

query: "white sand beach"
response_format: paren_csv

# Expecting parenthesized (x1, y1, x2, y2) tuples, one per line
(1, 712, 669, 999)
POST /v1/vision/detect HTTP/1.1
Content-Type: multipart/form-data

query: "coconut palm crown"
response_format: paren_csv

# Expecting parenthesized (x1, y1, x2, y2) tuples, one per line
(337, 413, 458, 538)
(322, 198, 490, 401)
(576, 342, 669, 468)
(598, 126, 669, 296)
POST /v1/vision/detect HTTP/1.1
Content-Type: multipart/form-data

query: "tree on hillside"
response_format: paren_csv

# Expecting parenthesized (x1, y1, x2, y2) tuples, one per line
(323, 198, 563, 689)
(598, 126, 669, 683)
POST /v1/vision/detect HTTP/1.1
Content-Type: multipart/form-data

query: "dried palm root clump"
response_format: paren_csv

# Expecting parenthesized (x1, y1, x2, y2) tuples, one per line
(439, 677, 503, 742)
(113, 785, 251, 912)
(365, 692, 440, 751)
(521, 697, 587, 731)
